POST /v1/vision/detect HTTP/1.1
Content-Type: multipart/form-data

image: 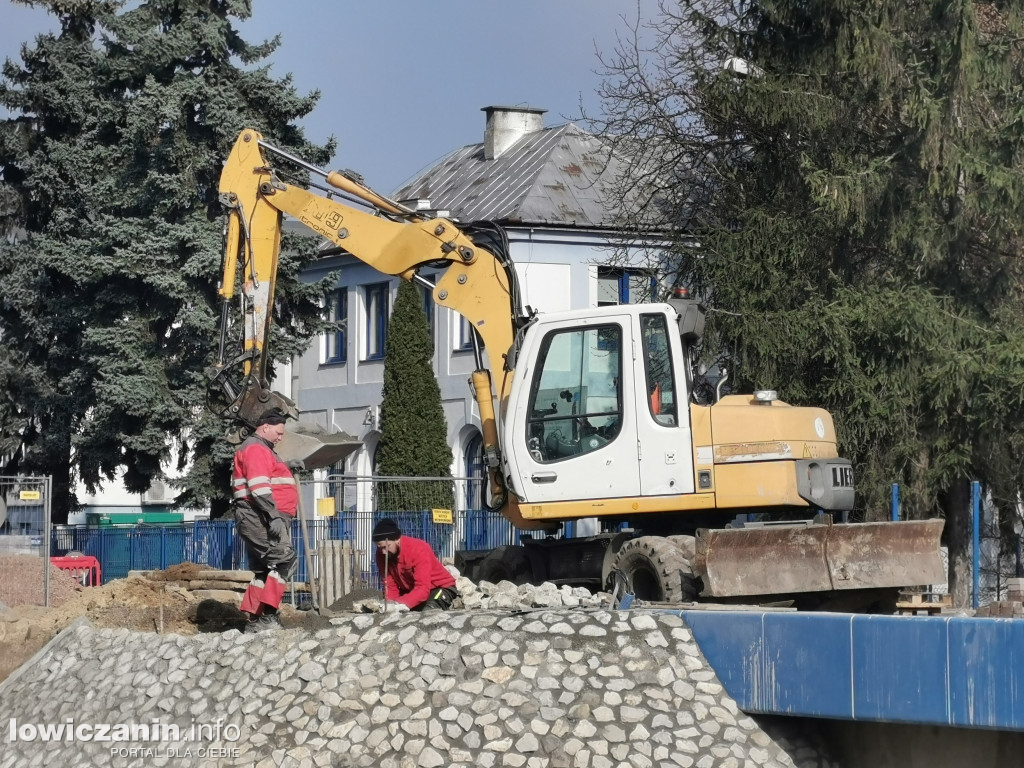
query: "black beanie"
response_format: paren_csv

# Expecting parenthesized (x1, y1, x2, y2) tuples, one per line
(372, 518, 401, 542)
(257, 410, 288, 426)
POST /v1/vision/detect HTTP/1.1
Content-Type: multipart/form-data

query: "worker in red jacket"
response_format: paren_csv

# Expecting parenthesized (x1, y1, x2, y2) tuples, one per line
(232, 410, 298, 632)
(373, 518, 458, 612)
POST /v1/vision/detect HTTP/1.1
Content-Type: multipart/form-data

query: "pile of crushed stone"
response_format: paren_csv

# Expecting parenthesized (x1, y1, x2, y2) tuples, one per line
(0, 608, 839, 768)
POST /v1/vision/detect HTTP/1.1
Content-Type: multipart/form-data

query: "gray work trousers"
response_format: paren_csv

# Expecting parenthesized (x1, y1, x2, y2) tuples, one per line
(234, 503, 297, 581)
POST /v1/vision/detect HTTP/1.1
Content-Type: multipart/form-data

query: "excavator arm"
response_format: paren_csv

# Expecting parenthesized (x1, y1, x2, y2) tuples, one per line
(209, 129, 540, 523)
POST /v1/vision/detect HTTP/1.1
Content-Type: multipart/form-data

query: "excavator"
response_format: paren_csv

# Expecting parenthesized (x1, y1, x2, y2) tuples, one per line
(208, 128, 944, 611)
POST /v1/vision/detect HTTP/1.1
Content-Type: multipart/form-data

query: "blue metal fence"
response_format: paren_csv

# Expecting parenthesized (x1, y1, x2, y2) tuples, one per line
(51, 507, 518, 586)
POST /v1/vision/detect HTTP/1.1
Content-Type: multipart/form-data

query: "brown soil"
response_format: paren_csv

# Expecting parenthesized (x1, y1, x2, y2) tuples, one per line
(0, 563, 306, 684)
(145, 561, 208, 582)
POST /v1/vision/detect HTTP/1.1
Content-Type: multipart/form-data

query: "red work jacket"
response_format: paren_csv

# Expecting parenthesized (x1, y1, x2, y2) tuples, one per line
(375, 536, 456, 609)
(232, 435, 297, 517)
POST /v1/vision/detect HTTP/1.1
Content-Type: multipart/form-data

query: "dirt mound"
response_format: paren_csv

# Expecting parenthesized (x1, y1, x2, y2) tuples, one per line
(145, 561, 208, 582)
(0, 565, 303, 684)
(327, 587, 384, 613)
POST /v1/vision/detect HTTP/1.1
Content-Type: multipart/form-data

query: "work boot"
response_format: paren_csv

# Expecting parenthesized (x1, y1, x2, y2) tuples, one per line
(243, 614, 263, 635)
(256, 610, 284, 633)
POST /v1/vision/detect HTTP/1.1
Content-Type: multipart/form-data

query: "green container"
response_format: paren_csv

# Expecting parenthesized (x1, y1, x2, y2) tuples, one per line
(85, 510, 184, 526)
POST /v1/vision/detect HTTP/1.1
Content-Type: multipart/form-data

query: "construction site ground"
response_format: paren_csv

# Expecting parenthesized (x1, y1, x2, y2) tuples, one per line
(0, 556, 323, 683)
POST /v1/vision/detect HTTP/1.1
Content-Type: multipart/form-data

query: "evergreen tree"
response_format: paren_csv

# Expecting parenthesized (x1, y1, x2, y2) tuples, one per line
(595, 1, 1024, 605)
(0, 0, 335, 522)
(375, 280, 454, 513)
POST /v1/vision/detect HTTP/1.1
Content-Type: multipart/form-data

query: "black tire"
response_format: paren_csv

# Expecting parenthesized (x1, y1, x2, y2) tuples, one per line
(476, 545, 533, 585)
(611, 536, 698, 603)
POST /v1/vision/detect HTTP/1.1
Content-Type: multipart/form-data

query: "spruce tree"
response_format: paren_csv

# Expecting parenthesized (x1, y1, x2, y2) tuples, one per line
(0, 0, 335, 521)
(375, 280, 454, 514)
(596, 1, 1024, 605)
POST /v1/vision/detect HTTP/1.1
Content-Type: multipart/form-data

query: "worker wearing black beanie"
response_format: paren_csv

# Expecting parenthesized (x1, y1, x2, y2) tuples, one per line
(373, 517, 458, 612)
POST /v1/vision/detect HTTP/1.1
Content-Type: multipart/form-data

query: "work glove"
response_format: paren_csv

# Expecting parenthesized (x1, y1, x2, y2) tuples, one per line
(286, 459, 305, 471)
(385, 602, 409, 614)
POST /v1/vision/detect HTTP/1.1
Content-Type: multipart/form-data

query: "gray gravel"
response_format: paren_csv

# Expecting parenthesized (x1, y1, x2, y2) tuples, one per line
(0, 607, 837, 768)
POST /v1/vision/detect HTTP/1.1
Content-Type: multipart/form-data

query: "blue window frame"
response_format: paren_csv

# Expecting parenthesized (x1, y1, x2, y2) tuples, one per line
(597, 267, 657, 306)
(464, 433, 484, 510)
(324, 289, 346, 364)
(455, 315, 475, 351)
(364, 282, 389, 360)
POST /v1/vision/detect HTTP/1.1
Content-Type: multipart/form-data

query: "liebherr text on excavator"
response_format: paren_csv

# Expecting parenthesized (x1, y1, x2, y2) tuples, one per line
(208, 129, 944, 611)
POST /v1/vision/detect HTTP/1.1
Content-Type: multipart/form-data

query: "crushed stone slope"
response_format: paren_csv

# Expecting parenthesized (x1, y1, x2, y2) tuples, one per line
(0, 608, 833, 768)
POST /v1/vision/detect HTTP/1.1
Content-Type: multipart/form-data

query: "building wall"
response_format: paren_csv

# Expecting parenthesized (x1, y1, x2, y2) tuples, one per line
(292, 226, 654, 486)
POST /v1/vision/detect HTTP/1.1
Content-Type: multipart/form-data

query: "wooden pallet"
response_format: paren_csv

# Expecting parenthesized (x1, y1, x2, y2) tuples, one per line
(896, 592, 951, 616)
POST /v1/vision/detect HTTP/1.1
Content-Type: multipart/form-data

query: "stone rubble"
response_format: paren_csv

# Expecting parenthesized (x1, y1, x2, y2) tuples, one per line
(348, 577, 614, 614)
(0, 607, 840, 768)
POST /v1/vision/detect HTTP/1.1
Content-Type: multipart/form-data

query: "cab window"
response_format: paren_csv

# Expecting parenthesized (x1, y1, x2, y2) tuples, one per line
(525, 325, 622, 463)
(641, 313, 677, 426)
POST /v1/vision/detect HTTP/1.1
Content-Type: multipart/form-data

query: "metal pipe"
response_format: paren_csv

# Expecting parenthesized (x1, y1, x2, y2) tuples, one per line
(257, 139, 415, 216)
(44, 476, 52, 608)
(972, 481, 981, 610)
(715, 367, 729, 403)
(296, 491, 319, 613)
(1016, 534, 1022, 579)
(382, 548, 389, 611)
(470, 324, 484, 371)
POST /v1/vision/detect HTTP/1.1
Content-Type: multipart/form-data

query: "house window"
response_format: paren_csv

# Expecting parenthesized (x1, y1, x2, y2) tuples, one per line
(455, 315, 481, 352)
(464, 432, 484, 510)
(326, 461, 344, 501)
(363, 282, 389, 360)
(597, 267, 657, 306)
(323, 289, 346, 364)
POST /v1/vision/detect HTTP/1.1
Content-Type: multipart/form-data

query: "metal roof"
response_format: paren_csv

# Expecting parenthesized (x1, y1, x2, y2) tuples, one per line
(393, 123, 625, 228)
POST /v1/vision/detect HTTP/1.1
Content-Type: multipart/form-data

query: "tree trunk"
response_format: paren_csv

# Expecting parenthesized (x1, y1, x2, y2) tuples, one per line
(940, 479, 972, 609)
(50, 457, 72, 526)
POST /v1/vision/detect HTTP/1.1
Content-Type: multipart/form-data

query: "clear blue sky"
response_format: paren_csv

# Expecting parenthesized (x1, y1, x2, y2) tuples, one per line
(2, 0, 657, 194)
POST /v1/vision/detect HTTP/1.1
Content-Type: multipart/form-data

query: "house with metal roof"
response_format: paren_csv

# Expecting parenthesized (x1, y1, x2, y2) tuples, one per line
(292, 105, 665, 510)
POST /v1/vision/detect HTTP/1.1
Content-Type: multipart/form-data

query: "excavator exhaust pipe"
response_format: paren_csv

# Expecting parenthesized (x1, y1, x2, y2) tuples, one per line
(695, 518, 946, 598)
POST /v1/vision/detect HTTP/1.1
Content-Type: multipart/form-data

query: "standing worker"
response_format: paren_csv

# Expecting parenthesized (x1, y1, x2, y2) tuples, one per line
(373, 518, 458, 612)
(233, 410, 298, 632)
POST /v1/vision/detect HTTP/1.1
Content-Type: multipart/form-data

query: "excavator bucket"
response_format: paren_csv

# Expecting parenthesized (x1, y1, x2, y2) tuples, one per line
(694, 519, 945, 598)
(275, 422, 363, 472)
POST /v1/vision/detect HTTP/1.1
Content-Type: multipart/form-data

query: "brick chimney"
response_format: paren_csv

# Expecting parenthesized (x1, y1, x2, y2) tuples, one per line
(482, 105, 546, 160)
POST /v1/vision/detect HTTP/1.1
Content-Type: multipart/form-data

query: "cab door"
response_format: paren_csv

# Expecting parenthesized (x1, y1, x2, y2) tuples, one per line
(633, 311, 695, 496)
(506, 315, 641, 503)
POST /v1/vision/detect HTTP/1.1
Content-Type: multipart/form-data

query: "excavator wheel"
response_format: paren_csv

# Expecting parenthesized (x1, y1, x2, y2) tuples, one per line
(476, 545, 533, 585)
(610, 536, 699, 604)
(665, 535, 704, 595)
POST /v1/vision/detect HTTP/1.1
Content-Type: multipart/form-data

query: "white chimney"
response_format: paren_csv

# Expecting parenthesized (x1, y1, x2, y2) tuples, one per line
(482, 105, 546, 160)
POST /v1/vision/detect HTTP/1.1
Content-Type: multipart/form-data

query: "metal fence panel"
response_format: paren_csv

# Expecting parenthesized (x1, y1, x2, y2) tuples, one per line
(43, 476, 546, 606)
(0, 475, 52, 607)
(299, 475, 524, 594)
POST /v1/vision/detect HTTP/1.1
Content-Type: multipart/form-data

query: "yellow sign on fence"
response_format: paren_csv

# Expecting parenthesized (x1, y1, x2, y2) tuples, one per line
(431, 508, 453, 524)
(19, 490, 40, 501)
(316, 497, 337, 517)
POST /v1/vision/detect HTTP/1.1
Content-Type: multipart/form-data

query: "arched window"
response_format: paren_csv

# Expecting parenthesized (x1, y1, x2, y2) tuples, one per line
(464, 433, 484, 510)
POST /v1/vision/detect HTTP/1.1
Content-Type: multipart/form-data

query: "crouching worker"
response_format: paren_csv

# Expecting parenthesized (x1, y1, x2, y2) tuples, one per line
(373, 518, 458, 612)
(233, 410, 298, 633)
